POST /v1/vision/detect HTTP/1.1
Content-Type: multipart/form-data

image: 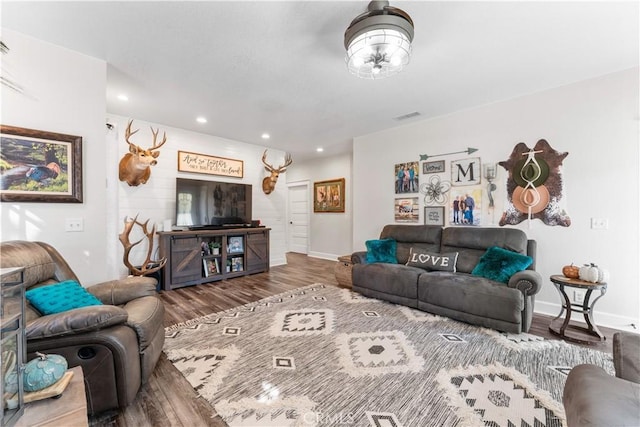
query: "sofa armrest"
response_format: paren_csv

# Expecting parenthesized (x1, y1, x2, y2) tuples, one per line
(87, 276, 157, 305)
(507, 270, 542, 296)
(352, 251, 367, 264)
(614, 332, 640, 383)
(26, 305, 128, 339)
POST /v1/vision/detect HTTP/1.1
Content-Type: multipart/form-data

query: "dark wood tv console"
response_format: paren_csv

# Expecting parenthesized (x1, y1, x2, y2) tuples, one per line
(158, 227, 270, 291)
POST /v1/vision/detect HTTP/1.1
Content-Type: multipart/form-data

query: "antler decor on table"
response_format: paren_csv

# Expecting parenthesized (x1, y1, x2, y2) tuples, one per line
(118, 214, 167, 276)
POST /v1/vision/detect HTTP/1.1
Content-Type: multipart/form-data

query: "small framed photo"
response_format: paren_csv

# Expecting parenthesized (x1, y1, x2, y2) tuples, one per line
(424, 206, 445, 226)
(423, 160, 445, 174)
(394, 197, 419, 223)
(227, 236, 244, 254)
(203, 259, 219, 277)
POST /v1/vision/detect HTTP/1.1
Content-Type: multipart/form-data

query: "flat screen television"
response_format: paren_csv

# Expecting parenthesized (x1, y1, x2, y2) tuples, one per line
(175, 178, 252, 229)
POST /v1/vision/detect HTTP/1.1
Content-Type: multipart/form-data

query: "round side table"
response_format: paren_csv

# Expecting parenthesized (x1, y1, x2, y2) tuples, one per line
(548, 274, 607, 344)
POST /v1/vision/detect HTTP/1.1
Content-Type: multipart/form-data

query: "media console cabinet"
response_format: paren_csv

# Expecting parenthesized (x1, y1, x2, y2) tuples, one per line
(158, 227, 270, 290)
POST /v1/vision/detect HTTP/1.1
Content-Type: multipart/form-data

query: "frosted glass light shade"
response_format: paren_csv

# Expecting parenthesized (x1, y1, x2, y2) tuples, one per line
(345, 28, 412, 79)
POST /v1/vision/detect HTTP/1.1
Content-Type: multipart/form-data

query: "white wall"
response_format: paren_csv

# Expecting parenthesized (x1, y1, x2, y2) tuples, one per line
(106, 115, 289, 277)
(287, 152, 353, 260)
(353, 68, 640, 330)
(0, 30, 111, 285)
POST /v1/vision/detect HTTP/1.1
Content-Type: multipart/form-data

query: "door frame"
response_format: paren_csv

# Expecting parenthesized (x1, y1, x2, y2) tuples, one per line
(286, 180, 310, 254)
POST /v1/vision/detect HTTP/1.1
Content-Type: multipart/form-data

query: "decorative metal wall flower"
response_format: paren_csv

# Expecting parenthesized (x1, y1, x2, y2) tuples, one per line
(420, 175, 451, 205)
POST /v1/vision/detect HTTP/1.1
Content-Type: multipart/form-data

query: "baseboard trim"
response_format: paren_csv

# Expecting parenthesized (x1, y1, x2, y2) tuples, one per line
(534, 301, 639, 333)
(307, 251, 340, 261)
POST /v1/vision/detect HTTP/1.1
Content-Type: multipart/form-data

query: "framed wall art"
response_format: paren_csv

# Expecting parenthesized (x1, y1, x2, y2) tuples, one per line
(314, 178, 345, 213)
(0, 125, 83, 203)
(424, 206, 445, 226)
(451, 157, 481, 186)
(394, 197, 419, 223)
(395, 161, 419, 194)
(178, 150, 244, 178)
(422, 160, 445, 174)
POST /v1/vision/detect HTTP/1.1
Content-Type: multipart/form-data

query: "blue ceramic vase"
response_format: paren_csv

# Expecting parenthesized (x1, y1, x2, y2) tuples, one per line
(23, 352, 68, 392)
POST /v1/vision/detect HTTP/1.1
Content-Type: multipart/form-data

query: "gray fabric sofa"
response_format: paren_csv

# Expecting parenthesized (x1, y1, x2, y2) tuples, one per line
(563, 332, 640, 426)
(352, 225, 542, 333)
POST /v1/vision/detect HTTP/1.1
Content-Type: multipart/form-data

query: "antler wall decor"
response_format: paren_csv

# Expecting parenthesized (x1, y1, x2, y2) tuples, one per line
(118, 120, 167, 186)
(118, 214, 167, 276)
(261, 149, 293, 194)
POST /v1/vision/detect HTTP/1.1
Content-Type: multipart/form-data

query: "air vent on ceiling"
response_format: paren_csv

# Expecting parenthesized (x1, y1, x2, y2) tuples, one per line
(393, 111, 421, 121)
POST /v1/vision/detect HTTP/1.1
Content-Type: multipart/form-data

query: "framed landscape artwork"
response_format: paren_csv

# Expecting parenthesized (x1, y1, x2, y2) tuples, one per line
(314, 178, 345, 212)
(0, 125, 83, 203)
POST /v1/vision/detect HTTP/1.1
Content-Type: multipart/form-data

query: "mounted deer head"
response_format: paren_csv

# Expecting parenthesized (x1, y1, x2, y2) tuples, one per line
(118, 120, 167, 186)
(262, 149, 293, 194)
(118, 214, 167, 276)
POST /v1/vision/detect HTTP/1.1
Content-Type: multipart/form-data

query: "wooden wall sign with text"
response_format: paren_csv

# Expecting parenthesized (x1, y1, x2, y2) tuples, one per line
(177, 151, 244, 178)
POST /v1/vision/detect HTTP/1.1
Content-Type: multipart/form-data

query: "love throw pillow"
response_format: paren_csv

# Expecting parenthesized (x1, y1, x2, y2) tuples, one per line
(406, 248, 458, 272)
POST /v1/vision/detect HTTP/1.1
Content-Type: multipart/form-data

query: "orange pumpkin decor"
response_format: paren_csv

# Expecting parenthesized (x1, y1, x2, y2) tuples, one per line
(562, 263, 580, 279)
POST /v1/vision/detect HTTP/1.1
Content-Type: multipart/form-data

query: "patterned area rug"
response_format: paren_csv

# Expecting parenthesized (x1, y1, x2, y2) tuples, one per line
(164, 284, 612, 427)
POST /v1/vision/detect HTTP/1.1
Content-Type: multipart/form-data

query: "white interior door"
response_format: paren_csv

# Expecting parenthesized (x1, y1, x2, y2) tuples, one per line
(287, 183, 309, 254)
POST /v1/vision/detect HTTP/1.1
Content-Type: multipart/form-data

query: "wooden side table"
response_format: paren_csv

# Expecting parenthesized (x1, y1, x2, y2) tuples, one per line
(335, 255, 353, 287)
(548, 274, 607, 344)
(16, 366, 88, 427)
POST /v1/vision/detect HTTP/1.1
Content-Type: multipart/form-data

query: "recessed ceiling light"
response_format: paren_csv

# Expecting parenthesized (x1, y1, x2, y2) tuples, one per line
(117, 94, 129, 101)
(261, 133, 270, 140)
(316, 147, 324, 152)
(196, 117, 207, 124)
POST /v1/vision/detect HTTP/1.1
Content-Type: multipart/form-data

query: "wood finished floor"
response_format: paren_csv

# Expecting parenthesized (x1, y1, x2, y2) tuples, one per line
(90, 252, 619, 427)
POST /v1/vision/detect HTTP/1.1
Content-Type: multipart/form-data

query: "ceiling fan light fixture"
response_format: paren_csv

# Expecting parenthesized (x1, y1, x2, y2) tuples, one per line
(344, 0, 414, 79)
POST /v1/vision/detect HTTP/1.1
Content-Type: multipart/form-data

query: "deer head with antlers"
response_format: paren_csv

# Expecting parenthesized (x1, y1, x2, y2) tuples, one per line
(118, 214, 167, 277)
(261, 149, 293, 194)
(118, 120, 167, 186)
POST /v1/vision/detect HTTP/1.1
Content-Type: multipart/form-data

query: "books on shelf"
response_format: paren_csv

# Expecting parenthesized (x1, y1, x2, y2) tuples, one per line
(227, 236, 244, 254)
(203, 258, 219, 277)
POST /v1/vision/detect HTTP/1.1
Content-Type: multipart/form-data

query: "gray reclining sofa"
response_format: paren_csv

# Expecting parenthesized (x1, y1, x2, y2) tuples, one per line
(352, 225, 542, 333)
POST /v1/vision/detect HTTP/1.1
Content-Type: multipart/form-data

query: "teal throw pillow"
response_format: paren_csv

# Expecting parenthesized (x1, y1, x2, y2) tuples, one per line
(365, 239, 398, 264)
(26, 280, 103, 315)
(471, 246, 533, 284)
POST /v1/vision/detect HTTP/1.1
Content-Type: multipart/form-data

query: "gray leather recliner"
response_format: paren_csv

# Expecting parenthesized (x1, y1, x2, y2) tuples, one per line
(563, 332, 640, 426)
(0, 240, 165, 414)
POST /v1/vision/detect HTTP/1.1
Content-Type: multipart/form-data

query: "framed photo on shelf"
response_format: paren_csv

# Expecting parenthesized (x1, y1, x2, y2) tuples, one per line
(424, 206, 445, 226)
(231, 257, 244, 272)
(203, 259, 219, 277)
(227, 236, 244, 253)
(0, 125, 83, 203)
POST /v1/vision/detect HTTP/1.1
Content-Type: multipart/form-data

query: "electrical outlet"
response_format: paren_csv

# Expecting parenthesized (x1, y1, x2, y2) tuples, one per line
(591, 218, 609, 229)
(65, 218, 84, 232)
(573, 290, 585, 304)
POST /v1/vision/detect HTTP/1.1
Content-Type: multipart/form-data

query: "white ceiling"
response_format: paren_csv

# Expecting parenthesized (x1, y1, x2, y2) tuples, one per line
(2, 1, 638, 161)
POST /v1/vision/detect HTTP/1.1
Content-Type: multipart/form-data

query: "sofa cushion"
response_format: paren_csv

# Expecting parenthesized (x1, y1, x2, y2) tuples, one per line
(365, 239, 397, 264)
(471, 246, 533, 284)
(352, 263, 421, 300)
(380, 225, 442, 264)
(26, 280, 103, 315)
(440, 227, 529, 273)
(406, 248, 458, 272)
(418, 272, 523, 323)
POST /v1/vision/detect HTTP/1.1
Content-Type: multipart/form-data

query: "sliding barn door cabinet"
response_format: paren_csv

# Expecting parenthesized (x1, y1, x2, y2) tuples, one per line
(158, 227, 270, 291)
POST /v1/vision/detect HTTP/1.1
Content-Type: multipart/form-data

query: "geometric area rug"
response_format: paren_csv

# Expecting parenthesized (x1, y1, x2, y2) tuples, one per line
(164, 284, 613, 427)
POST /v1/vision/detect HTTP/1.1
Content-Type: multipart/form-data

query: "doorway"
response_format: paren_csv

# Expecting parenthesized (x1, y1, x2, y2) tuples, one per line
(287, 182, 309, 254)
